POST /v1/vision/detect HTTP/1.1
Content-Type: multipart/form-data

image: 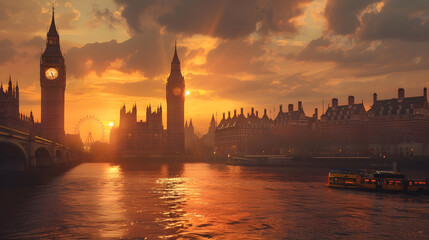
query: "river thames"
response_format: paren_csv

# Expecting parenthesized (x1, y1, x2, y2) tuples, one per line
(1, 162, 428, 239)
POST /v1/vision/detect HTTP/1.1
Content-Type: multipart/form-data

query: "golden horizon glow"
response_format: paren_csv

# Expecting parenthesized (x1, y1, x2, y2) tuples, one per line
(1, 0, 428, 136)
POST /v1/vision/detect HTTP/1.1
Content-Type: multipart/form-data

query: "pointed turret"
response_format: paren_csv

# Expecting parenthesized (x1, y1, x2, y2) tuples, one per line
(42, 6, 62, 58)
(15, 81, 19, 101)
(8, 76, 12, 95)
(172, 41, 180, 64)
(30, 111, 34, 123)
(189, 118, 193, 128)
(169, 41, 182, 74)
(47, 7, 59, 38)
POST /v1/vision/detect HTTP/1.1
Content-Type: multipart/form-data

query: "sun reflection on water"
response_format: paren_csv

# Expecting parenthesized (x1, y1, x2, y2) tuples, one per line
(97, 164, 126, 238)
(151, 164, 200, 237)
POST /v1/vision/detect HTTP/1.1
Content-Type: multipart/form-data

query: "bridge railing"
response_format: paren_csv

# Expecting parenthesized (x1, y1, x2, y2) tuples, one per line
(0, 125, 70, 150)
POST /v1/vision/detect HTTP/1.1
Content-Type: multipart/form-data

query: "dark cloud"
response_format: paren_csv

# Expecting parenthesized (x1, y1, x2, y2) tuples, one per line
(0, 39, 17, 64)
(325, 0, 429, 42)
(358, 0, 429, 41)
(324, 0, 377, 35)
(294, 36, 345, 62)
(292, 37, 429, 77)
(293, 0, 429, 77)
(66, 28, 183, 79)
(204, 38, 271, 74)
(87, 4, 122, 29)
(115, 0, 312, 39)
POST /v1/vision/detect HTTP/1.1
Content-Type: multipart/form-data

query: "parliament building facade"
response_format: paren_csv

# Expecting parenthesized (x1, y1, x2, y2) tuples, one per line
(110, 44, 186, 156)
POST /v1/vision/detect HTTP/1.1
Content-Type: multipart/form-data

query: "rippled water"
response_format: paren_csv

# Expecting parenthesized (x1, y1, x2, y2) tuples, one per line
(1, 162, 429, 239)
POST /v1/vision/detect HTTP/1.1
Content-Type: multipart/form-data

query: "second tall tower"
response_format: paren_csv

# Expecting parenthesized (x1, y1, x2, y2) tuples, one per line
(166, 43, 185, 153)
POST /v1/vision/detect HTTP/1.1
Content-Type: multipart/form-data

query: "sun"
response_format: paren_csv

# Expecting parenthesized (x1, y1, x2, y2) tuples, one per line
(185, 90, 190, 96)
(109, 122, 114, 127)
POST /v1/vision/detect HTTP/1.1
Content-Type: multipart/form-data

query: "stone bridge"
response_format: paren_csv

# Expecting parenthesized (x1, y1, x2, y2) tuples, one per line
(0, 125, 76, 172)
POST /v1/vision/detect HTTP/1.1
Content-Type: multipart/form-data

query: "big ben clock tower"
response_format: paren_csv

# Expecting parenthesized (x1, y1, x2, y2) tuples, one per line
(40, 8, 66, 144)
(166, 43, 185, 153)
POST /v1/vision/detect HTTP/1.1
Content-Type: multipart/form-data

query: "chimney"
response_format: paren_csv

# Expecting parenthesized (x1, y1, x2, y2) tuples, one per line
(256, 110, 259, 118)
(314, 108, 318, 119)
(373, 93, 377, 105)
(228, 111, 231, 119)
(348, 96, 355, 105)
(279, 104, 283, 113)
(222, 113, 225, 120)
(424, 87, 427, 100)
(332, 98, 338, 108)
(234, 109, 237, 117)
(264, 108, 267, 116)
(398, 88, 404, 102)
(288, 104, 294, 112)
(298, 101, 302, 111)
(251, 107, 255, 116)
(240, 107, 244, 116)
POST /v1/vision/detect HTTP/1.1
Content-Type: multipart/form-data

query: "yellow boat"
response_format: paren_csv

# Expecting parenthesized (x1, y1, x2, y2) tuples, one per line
(328, 169, 364, 188)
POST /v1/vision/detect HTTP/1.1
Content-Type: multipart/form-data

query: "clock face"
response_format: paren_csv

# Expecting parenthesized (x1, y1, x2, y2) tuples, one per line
(45, 68, 58, 80)
(173, 87, 182, 96)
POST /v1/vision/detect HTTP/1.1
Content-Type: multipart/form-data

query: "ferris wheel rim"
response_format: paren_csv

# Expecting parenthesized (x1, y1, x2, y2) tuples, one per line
(74, 114, 105, 142)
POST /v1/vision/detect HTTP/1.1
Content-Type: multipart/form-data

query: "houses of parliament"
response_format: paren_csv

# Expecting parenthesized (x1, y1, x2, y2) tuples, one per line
(0, 8, 66, 144)
(109, 43, 186, 155)
(0, 8, 187, 155)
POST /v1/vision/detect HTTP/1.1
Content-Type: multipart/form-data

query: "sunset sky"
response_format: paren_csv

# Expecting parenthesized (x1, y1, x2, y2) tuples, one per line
(1, 0, 428, 139)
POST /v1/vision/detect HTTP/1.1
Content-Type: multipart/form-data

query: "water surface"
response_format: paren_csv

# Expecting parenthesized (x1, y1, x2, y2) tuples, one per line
(0, 162, 428, 239)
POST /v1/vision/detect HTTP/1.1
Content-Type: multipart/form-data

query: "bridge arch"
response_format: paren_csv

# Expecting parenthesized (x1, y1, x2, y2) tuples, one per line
(56, 150, 64, 162)
(0, 140, 27, 172)
(35, 147, 52, 167)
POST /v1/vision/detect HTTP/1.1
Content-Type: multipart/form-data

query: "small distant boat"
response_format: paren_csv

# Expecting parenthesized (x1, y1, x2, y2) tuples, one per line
(328, 168, 428, 194)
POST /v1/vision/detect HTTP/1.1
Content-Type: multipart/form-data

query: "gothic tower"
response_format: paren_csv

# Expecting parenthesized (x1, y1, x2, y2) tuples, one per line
(40, 8, 66, 143)
(166, 43, 185, 153)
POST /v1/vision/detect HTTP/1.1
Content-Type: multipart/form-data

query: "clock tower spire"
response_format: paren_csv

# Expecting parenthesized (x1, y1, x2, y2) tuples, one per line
(40, 7, 66, 144)
(166, 42, 185, 153)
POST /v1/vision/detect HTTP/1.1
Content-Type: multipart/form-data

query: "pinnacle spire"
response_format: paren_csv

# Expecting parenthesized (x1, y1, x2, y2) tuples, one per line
(47, 6, 58, 37)
(172, 41, 180, 64)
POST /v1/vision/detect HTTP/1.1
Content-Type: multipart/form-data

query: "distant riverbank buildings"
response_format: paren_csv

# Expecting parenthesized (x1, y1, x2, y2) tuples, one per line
(215, 88, 429, 158)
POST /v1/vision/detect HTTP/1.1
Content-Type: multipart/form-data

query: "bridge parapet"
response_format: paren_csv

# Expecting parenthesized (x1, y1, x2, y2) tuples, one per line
(0, 125, 76, 171)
